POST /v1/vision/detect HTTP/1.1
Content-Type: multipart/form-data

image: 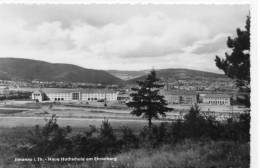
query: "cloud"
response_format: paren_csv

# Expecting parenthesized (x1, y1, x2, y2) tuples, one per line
(0, 12, 210, 58)
(83, 13, 210, 58)
(0, 4, 249, 73)
(186, 33, 231, 54)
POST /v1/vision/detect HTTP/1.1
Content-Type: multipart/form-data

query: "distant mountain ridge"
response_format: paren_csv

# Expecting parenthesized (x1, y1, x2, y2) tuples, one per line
(0, 58, 227, 85)
(126, 68, 227, 84)
(0, 58, 123, 84)
(107, 70, 150, 80)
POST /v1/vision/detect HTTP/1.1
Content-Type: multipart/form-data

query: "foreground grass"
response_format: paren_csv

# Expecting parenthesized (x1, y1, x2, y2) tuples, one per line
(7, 140, 249, 168)
(0, 127, 30, 168)
(103, 140, 249, 168)
(0, 126, 249, 168)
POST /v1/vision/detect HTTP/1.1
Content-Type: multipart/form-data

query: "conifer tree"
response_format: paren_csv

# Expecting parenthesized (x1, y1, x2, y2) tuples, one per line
(127, 70, 172, 128)
(215, 16, 250, 107)
(215, 16, 250, 90)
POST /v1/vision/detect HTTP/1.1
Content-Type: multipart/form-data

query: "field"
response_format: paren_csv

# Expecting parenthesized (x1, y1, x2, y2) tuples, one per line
(0, 102, 167, 128)
(0, 117, 156, 130)
(0, 101, 248, 128)
(0, 101, 250, 168)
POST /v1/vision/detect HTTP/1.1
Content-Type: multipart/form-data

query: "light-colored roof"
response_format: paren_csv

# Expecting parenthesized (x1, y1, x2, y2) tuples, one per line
(0, 85, 8, 89)
(204, 94, 231, 98)
(32, 90, 45, 94)
(117, 93, 129, 97)
(161, 90, 197, 95)
(34, 88, 117, 94)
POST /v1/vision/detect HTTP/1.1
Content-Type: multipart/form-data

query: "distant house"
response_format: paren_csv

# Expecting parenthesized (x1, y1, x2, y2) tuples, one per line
(31, 88, 118, 102)
(117, 93, 130, 104)
(31, 90, 45, 102)
(164, 94, 181, 104)
(0, 85, 10, 95)
(180, 94, 197, 104)
(202, 94, 231, 105)
(162, 90, 197, 105)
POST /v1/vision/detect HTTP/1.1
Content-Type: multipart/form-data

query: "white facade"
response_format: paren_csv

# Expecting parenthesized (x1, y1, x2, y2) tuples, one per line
(0, 85, 9, 95)
(31, 90, 44, 102)
(203, 94, 231, 105)
(117, 94, 130, 103)
(31, 89, 118, 102)
(47, 93, 72, 101)
(161, 90, 197, 104)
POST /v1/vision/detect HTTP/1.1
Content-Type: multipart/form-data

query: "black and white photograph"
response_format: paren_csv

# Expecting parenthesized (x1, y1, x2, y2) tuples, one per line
(0, 1, 257, 168)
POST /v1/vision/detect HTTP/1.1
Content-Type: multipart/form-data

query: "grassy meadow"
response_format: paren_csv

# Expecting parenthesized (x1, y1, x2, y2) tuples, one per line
(0, 124, 250, 168)
(0, 103, 250, 168)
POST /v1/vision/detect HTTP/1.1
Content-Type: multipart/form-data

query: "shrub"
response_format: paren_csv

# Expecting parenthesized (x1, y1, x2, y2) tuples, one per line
(16, 115, 72, 158)
(183, 104, 208, 139)
(168, 119, 185, 144)
(99, 120, 119, 155)
(167, 104, 250, 143)
(72, 120, 119, 157)
(71, 125, 103, 157)
(118, 126, 139, 150)
(14, 106, 250, 167)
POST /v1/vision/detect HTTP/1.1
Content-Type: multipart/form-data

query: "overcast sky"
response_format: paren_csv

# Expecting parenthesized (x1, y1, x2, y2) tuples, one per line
(0, 4, 249, 73)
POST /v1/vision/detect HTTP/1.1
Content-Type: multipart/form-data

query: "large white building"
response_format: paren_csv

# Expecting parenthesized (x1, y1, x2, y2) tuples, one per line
(202, 94, 231, 105)
(32, 88, 118, 102)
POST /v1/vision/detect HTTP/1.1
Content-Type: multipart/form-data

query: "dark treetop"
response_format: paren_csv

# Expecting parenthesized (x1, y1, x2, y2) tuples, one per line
(127, 70, 172, 128)
(215, 16, 250, 90)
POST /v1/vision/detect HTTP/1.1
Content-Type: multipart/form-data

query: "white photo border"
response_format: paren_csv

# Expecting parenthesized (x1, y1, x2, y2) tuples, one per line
(0, 0, 258, 168)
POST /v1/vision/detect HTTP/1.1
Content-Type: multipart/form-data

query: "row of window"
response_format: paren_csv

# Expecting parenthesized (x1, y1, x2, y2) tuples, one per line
(54, 98, 64, 101)
(48, 93, 116, 96)
(48, 95, 116, 99)
(208, 100, 228, 104)
(52, 97, 117, 101)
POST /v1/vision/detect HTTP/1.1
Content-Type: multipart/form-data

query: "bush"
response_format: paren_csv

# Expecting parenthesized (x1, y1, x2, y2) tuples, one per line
(167, 104, 251, 143)
(15, 105, 250, 167)
(71, 125, 103, 157)
(71, 120, 119, 157)
(183, 104, 208, 139)
(16, 115, 72, 158)
(118, 126, 139, 150)
(138, 123, 169, 148)
(99, 120, 119, 155)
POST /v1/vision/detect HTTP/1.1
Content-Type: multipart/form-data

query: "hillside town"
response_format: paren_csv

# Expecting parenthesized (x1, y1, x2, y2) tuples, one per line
(0, 74, 249, 121)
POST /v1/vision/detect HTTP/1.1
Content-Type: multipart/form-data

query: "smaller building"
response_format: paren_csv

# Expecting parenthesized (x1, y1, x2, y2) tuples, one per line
(117, 93, 130, 104)
(164, 94, 180, 104)
(180, 94, 197, 104)
(0, 85, 10, 96)
(202, 94, 231, 105)
(162, 90, 197, 105)
(31, 90, 45, 102)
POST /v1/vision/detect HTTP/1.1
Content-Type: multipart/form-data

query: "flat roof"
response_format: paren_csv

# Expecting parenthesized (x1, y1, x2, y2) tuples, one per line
(204, 94, 231, 98)
(34, 88, 117, 94)
(161, 90, 197, 95)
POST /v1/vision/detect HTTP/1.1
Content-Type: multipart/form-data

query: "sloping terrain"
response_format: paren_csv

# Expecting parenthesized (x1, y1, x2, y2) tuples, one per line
(126, 68, 227, 83)
(0, 58, 123, 84)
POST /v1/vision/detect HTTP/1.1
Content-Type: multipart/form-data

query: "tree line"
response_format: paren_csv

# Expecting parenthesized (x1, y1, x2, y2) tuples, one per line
(16, 105, 249, 161)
